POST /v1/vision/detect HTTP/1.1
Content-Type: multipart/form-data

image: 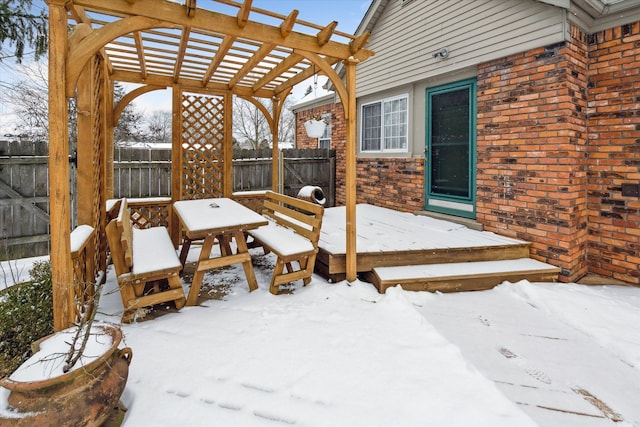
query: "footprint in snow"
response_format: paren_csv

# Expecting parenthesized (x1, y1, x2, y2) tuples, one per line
(165, 388, 191, 398)
(497, 347, 553, 384)
(478, 315, 491, 326)
(525, 368, 552, 384)
(498, 347, 518, 359)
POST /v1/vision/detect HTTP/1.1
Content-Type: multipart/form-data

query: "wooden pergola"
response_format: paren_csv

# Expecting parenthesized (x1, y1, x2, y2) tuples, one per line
(46, 0, 373, 330)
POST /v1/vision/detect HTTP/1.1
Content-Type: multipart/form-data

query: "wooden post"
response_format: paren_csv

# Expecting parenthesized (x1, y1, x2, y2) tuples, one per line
(105, 80, 115, 200)
(76, 57, 94, 225)
(345, 58, 358, 282)
(170, 85, 182, 245)
(270, 88, 291, 193)
(48, 2, 74, 331)
(271, 98, 280, 192)
(100, 62, 111, 273)
(223, 92, 233, 197)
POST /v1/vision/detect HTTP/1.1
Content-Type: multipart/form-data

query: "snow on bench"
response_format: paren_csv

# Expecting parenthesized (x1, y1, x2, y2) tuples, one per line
(106, 198, 186, 322)
(248, 191, 324, 295)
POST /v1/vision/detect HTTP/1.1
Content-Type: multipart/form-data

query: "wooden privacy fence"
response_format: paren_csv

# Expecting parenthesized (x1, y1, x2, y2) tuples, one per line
(0, 141, 335, 260)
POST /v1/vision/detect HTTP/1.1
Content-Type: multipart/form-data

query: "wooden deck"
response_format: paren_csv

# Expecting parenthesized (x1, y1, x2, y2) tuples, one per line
(315, 205, 558, 290)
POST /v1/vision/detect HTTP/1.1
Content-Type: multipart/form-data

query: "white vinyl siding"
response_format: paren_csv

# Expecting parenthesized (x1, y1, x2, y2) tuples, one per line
(357, 0, 566, 96)
(361, 95, 408, 153)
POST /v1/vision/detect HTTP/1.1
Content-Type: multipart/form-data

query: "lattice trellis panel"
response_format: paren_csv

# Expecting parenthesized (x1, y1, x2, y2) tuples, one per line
(232, 192, 266, 213)
(71, 55, 105, 324)
(129, 200, 171, 229)
(181, 93, 226, 199)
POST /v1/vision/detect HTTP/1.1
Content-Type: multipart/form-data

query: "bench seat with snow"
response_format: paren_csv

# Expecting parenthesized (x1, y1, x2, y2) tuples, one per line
(106, 198, 186, 322)
(370, 258, 561, 293)
(248, 191, 324, 295)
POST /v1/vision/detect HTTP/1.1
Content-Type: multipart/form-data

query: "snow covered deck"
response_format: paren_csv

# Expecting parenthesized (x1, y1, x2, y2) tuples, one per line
(316, 204, 533, 281)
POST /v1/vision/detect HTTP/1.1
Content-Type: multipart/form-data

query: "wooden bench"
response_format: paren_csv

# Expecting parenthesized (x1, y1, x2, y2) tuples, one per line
(106, 199, 186, 322)
(248, 191, 324, 295)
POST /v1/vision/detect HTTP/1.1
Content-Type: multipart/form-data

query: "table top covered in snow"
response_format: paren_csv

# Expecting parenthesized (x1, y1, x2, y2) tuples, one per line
(173, 198, 268, 238)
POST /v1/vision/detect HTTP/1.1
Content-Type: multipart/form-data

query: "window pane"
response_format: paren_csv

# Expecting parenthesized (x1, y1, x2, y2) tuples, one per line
(383, 97, 407, 150)
(362, 103, 381, 151)
(321, 114, 331, 139)
(430, 88, 469, 197)
(319, 114, 331, 149)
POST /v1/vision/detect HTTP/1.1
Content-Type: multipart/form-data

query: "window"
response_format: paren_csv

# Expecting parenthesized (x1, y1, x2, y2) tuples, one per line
(318, 113, 331, 149)
(361, 95, 408, 152)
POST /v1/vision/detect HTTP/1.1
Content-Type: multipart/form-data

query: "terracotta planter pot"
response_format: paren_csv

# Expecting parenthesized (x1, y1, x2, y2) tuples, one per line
(304, 119, 327, 138)
(0, 324, 132, 427)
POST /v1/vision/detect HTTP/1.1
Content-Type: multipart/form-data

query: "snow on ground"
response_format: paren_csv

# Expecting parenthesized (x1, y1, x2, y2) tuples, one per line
(0, 255, 48, 290)
(2, 247, 639, 426)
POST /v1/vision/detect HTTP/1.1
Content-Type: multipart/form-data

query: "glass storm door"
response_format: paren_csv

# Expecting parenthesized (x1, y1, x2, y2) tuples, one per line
(425, 79, 476, 218)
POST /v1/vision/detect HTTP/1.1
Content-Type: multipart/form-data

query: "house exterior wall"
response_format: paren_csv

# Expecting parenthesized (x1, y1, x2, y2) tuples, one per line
(357, 0, 565, 97)
(585, 22, 640, 284)
(296, 103, 345, 151)
(476, 26, 590, 282)
(296, 102, 425, 210)
(295, 3, 640, 284)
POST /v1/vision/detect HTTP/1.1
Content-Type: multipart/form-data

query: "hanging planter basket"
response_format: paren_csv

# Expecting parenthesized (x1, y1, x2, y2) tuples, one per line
(304, 119, 327, 138)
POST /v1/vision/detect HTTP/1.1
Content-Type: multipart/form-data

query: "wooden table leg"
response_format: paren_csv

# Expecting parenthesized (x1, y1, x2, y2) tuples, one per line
(233, 230, 259, 292)
(186, 234, 215, 306)
(218, 234, 233, 256)
(178, 238, 192, 266)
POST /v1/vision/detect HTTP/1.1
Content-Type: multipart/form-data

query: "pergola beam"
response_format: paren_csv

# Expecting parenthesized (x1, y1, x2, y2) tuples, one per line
(252, 52, 303, 92)
(316, 21, 338, 46)
(133, 31, 147, 80)
(70, 0, 373, 61)
(280, 10, 298, 38)
(350, 31, 370, 54)
(228, 42, 274, 89)
(173, 26, 192, 83)
(111, 69, 274, 98)
(237, 0, 252, 28)
(113, 84, 166, 125)
(273, 53, 341, 96)
(202, 35, 235, 86)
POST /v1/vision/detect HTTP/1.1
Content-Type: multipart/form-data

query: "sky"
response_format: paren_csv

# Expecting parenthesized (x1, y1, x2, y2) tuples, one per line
(0, 0, 372, 133)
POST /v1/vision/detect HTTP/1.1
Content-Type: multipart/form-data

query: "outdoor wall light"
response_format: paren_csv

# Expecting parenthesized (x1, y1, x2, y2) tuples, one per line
(433, 48, 449, 59)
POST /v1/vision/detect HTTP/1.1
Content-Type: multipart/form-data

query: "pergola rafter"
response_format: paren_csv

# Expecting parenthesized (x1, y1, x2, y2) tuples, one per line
(45, 0, 373, 331)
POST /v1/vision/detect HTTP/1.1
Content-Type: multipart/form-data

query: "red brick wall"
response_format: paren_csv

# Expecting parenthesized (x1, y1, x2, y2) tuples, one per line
(297, 23, 640, 284)
(349, 158, 424, 212)
(295, 103, 345, 150)
(476, 27, 589, 282)
(586, 22, 640, 284)
(296, 103, 425, 212)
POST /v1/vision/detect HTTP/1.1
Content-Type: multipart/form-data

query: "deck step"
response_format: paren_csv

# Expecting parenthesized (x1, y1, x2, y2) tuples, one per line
(370, 258, 561, 293)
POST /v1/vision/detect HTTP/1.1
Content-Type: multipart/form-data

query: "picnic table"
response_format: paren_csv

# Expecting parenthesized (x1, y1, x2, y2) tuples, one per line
(173, 198, 268, 305)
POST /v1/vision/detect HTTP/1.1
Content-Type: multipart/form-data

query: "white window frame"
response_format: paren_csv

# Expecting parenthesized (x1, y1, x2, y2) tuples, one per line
(360, 94, 409, 153)
(318, 113, 331, 149)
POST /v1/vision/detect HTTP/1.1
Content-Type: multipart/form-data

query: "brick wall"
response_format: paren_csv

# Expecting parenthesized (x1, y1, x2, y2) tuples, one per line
(586, 22, 640, 284)
(296, 103, 425, 212)
(476, 28, 589, 282)
(295, 23, 640, 284)
(296, 103, 346, 150)
(349, 158, 424, 212)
